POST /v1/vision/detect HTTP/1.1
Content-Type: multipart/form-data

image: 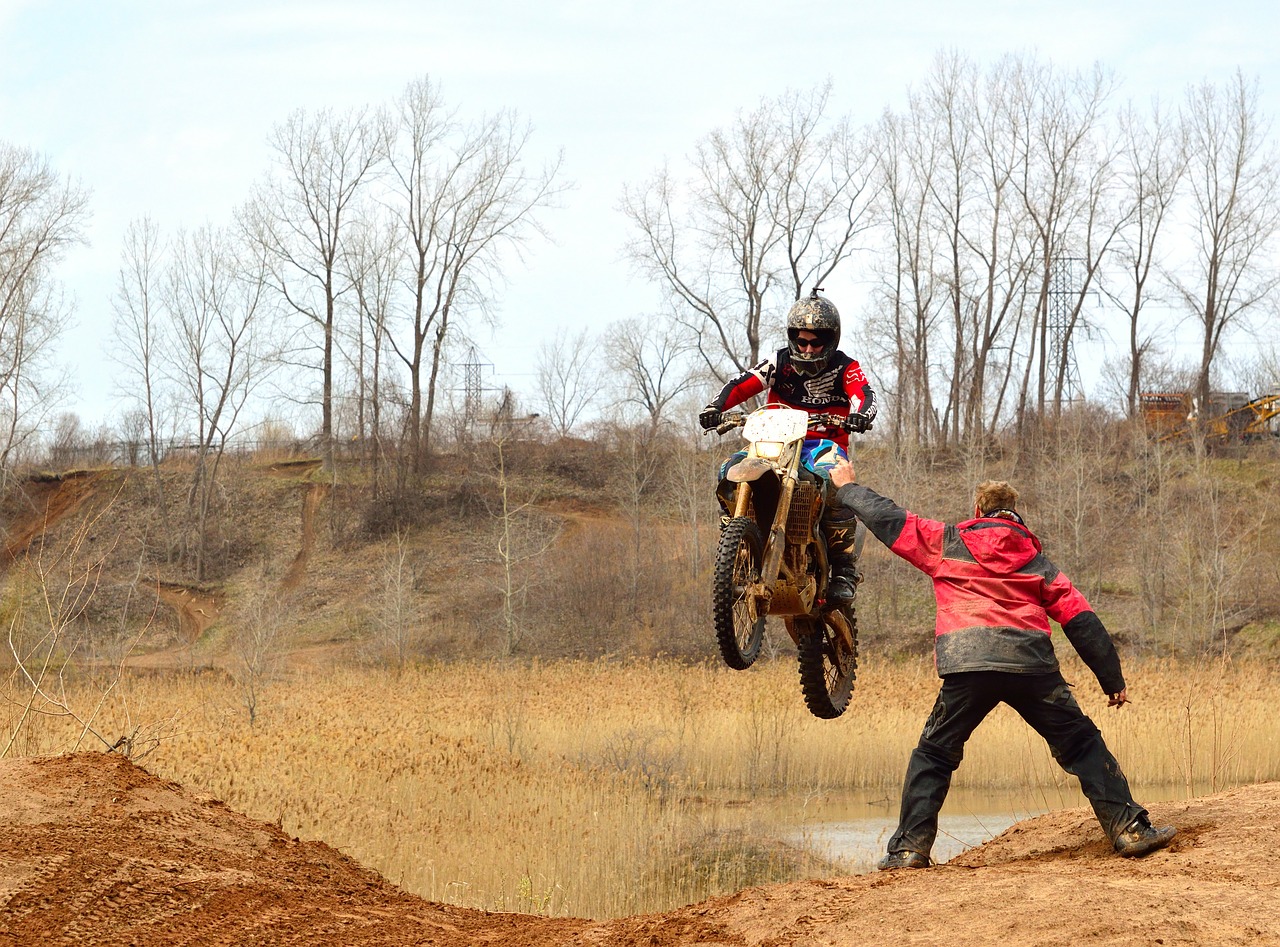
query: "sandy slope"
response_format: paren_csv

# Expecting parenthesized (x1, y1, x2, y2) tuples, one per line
(1, 754, 1277, 947)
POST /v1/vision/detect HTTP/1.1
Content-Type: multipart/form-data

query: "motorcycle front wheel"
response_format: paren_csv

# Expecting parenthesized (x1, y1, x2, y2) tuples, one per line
(712, 516, 766, 669)
(795, 604, 858, 719)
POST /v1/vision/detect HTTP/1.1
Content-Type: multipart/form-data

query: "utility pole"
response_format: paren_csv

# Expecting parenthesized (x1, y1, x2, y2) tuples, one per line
(1048, 256, 1083, 408)
(459, 346, 493, 442)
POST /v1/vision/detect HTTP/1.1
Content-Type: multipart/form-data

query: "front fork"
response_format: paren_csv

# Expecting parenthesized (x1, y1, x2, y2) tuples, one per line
(732, 473, 798, 592)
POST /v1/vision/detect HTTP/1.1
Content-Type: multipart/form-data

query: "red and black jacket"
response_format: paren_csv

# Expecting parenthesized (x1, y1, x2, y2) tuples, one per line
(708, 349, 877, 450)
(834, 483, 1124, 693)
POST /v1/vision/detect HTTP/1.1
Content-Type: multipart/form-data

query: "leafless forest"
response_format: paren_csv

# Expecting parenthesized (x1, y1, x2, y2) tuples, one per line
(3, 54, 1280, 641)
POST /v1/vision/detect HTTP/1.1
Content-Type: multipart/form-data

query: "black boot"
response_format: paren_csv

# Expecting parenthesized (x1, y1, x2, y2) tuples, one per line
(820, 481, 861, 604)
(878, 850, 931, 870)
(827, 554, 859, 604)
(823, 515, 860, 605)
(1113, 816, 1176, 857)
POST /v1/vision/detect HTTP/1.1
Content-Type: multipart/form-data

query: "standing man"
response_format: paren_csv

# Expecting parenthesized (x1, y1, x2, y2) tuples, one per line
(828, 461, 1176, 868)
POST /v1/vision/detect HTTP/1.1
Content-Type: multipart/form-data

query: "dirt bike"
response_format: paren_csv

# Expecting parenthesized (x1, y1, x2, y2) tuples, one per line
(706, 405, 865, 719)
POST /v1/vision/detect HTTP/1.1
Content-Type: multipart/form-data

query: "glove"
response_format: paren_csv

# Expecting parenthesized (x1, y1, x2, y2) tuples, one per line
(843, 412, 872, 434)
(699, 405, 722, 430)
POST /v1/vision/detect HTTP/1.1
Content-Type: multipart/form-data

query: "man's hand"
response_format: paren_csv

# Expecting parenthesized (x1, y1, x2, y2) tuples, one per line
(830, 458, 856, 488)
(1108, 689, 1130, 709)
(698, 405, 722, 430)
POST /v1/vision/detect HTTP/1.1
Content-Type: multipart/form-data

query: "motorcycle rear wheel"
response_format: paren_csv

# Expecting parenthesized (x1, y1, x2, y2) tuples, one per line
(795, 603, 858, 719)
(712, 516, 766, 670)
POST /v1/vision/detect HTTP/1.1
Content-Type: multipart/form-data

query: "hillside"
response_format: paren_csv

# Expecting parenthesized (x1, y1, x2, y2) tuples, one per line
(3, 434, 1280, 668)
(1, 752, 1276, 946)
(0, 447, 714, 666)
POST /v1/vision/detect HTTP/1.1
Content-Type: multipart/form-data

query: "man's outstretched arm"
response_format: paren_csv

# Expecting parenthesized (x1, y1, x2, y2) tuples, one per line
(829, 460, 945, 575)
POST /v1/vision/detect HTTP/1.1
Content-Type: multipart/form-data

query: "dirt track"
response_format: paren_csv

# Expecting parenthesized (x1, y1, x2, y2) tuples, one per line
(1, 754, 1277, 946)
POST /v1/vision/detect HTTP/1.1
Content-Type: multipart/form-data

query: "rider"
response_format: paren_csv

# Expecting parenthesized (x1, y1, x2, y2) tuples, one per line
(698, 288, 878, 605)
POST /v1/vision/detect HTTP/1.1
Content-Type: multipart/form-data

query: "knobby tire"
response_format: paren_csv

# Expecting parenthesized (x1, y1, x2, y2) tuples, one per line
(797, 602, 858, 719)
(712, 517, 766, 670)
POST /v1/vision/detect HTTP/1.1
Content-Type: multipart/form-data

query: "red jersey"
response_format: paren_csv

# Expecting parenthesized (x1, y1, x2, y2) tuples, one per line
(709, 348, 877, 449)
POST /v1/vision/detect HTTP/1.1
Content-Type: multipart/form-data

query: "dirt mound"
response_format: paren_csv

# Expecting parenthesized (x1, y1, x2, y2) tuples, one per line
(2, 754, 1278, 947)
(0, 753, 586, 946)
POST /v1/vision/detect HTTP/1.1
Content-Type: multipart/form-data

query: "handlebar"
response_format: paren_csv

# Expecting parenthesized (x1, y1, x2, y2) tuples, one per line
(703, 410, 864, 436)
(712, 412, 746, 435)
(808, 412, 847, 429)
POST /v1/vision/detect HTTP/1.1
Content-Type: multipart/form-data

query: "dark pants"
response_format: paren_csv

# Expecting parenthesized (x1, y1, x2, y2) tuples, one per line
(887, 670, 1145, 857)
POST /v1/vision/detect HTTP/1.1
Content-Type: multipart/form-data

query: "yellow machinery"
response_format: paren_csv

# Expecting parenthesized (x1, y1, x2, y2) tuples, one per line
(1150, 392, 1280, 444)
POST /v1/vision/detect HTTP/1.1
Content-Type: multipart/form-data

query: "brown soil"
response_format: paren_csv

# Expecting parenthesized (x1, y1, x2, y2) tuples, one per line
(281, 482, 330, 591)
(261, 459, 324, 478)
(1, 754, 1276, 946)
(1, 470, 103, 565)
(153, 583, 224, 642)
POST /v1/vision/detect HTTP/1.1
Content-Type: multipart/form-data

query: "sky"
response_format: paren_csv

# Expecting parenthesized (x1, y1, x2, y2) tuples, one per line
(3, 0, 1279, 429)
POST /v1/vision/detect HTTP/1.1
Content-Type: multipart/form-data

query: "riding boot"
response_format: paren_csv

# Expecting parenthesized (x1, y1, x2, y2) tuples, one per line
(822, 515, 861, 605)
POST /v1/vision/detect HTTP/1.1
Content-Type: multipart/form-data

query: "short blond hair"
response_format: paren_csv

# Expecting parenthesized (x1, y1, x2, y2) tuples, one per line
(975, 480, 1019, 516)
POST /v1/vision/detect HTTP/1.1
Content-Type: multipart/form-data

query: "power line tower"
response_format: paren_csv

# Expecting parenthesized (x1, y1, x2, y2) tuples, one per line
(459, 346, 493, 441)
(1048, 255, 1084, 407)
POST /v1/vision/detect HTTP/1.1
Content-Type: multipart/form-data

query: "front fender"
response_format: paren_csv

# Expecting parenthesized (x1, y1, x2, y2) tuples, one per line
(726, 458, 777, 483)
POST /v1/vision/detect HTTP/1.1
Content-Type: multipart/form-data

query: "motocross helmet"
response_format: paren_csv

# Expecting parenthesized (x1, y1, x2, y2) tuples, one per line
(785, 288, 840, 376)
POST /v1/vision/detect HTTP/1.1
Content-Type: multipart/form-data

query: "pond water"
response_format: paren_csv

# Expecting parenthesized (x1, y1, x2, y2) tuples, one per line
(762, 784, 1187, 872)
(767, 787, 1051, 871)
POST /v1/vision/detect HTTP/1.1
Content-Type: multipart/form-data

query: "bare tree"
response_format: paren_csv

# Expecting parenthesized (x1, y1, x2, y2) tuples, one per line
(622, 83, 877, 381)
(1107, 98, 1187, 419)
(665, 426, 720, 579)
(1009, 57, 1123, 419)
(110, 217, 173, 496)
(340, 214, 399, 489)
(384, 75, 563, 471)
(870, 101, 945, 447)
(1227, 335, 1280, 397)
(609, 424, 664, 605)
(1173, 71, 1280, 419)
(927, 53, 1036, 443)
(487, 426, 561, 656)
(0, 143, 89, 472)
(3, 498, 121, 758)
(228, 564, 286, 727)
(47, 412, 86, 468)
(163, 225, 275, 580)
(871, 52, 1037, 446)
(534, 327, 603, 437)
(371, 531, 419, 669)
(245, 106, 384, 472)
(607, 315, 699, 433)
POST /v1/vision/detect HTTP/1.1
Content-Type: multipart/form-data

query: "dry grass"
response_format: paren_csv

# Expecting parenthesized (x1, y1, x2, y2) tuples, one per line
(4, 653, 1279, 918)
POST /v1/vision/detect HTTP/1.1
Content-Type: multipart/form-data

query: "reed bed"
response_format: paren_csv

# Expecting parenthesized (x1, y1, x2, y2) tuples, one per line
(4, 653, 1278, 918)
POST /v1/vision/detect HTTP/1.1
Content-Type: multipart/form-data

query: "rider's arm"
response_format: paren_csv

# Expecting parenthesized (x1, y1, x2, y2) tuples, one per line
(832, 483, 945, 576)
(708, 359, 774, 411)
(841, 359, 878, 423)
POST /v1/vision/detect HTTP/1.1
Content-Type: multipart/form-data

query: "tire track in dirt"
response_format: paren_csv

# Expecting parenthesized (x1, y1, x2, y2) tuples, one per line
(3, 755, 1280, 946)
(154, 582, 224, 642)
(281, 482, 330, 591)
